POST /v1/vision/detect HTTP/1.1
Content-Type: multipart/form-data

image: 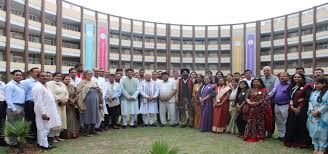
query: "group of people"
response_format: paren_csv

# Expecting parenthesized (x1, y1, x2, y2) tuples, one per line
(0, 63, 327, 154)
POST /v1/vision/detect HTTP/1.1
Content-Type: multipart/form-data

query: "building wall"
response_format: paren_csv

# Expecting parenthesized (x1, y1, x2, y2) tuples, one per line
(0, 0, 328, 81)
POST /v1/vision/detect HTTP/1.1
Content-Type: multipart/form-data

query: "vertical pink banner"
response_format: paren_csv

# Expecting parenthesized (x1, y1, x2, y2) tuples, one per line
(99, 27, 107, 69)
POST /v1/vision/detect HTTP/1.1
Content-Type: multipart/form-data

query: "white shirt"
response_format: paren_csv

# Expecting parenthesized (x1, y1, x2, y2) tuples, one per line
(158, 79, 176, 103)
(92, 76, 108, 98)
(32, 82, 61, 128)
(106, 82, 121, 107)
(0, 81, 5, 101)
(70, 77, 82, 87)
(243, 78, 253, 87)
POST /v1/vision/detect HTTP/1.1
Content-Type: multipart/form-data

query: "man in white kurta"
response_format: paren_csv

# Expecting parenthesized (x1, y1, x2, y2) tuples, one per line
(120, 68, 139, 128)
(32, 72, 61, 149)
(92, 68, 108, 129)
(139, 73, 159, 126)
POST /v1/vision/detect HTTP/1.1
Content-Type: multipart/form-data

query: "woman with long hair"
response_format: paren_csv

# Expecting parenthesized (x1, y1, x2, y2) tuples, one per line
(284, 73, 312, 148)
(226, 78, 239, 134)
(193, 74, 203, 129)
(199, 75, 214, 132)
(307, 78, 328, 154)
(243, 77, 270, 142)
(235, 80, 250, 137)
(212, 77, 231, 133)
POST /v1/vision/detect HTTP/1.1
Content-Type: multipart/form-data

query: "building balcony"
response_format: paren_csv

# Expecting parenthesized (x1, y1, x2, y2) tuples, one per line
(301, 34, 313, 43)
(157, 56, 166, 62)
(171, 44, 180, 50)
(62, 29, 80, 40)
(261, 41, 271, 48)
(110, 53, 119, 60)
(182, 57, 192, 63)
(260, 55, 271, 62)
(221, 44, 230, 50)
(144, 55, 154, 62)
(110, 38, 119, 46)
(62, 47, 80, 57)
(208, 57, 218, 63)
(44, 65, 56, 73)
(273, 39, 284, 46)
(273, 54, 284, 61)
(195, 57, 205, 63)
(10, 62, 25, 71)
(317, 48, 328, 58)
(287, 52, 299, 60)
(287, 37, 298, 45)
(301, 51, 313, 59)
(221, 57, 230, 63)
(317, 30, 328, 40)
(171, 57, 180, 63)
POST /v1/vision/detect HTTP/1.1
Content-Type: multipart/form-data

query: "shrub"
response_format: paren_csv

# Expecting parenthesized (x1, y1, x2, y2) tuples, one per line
(148, 140, 179, 154)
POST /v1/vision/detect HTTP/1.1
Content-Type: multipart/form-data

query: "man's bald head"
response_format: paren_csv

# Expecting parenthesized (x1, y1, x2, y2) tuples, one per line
(263, 66, 272, 76)
(144, 72, 152, 81)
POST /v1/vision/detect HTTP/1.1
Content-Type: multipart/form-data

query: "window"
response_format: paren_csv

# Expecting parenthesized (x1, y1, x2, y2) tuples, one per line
(261, 48, 271, 56)
(10, 31, 24, 40)
(29, 14, 40, 22)
(62, 23, 80, 32)
(261, 34, 271, 41)
(317, 24, 328, 32)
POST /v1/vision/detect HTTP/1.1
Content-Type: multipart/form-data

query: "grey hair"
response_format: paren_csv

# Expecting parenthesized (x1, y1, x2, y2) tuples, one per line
(83, 70, 93, 77)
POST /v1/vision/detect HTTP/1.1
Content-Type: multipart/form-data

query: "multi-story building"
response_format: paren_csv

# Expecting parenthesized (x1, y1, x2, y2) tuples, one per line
(0, 0, 327, 81)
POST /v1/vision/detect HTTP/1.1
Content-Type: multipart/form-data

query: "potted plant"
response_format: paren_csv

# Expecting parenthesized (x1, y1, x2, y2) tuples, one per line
(3, 119, 32, 153)
(148, 140, 179, 154)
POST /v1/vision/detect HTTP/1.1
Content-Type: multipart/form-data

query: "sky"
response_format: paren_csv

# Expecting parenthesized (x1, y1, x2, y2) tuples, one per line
(66, 0, 327, 25)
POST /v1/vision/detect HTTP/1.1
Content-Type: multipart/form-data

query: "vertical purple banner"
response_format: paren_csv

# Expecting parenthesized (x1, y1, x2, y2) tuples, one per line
(247, 34, 255, 73)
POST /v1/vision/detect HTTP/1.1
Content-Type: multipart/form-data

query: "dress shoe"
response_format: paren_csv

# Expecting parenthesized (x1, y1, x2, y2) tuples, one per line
(40, 144, 54, 150)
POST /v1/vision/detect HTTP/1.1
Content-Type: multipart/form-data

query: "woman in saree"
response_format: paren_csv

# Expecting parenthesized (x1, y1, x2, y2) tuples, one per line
(193, 74, 203, 129)
(199, 75, 214, 132)
(284, 73, 312, 148)
(243, 78, 270, 142)
(212, 77, 231, 133)
(226, 78, 239, 134)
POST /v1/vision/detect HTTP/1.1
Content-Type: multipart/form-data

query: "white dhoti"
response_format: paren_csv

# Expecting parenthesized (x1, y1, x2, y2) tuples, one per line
(140, 102, 158, 125)
(36, 116, 50, 147)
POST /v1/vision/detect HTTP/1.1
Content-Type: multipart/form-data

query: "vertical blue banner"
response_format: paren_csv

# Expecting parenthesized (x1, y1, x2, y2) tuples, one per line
(246, 34, 255, 73)
(85, 23, 94, 70)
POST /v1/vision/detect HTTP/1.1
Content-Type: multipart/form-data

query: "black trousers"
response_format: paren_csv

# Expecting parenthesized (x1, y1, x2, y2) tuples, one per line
(137, 95, 143, 125)
(108, 105, 120, 127)
(236, 113, 247, 136)
(0, 101, 6, 144)
(24, 101, 37, 141)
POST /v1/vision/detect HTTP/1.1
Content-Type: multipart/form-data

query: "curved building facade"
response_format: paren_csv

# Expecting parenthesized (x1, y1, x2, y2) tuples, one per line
(0, 0, 328, 81)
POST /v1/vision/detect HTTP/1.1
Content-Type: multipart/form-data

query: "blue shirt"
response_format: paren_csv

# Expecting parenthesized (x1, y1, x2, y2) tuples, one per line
(5, 80, 26, 112)
(21, 77, 37, 101)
